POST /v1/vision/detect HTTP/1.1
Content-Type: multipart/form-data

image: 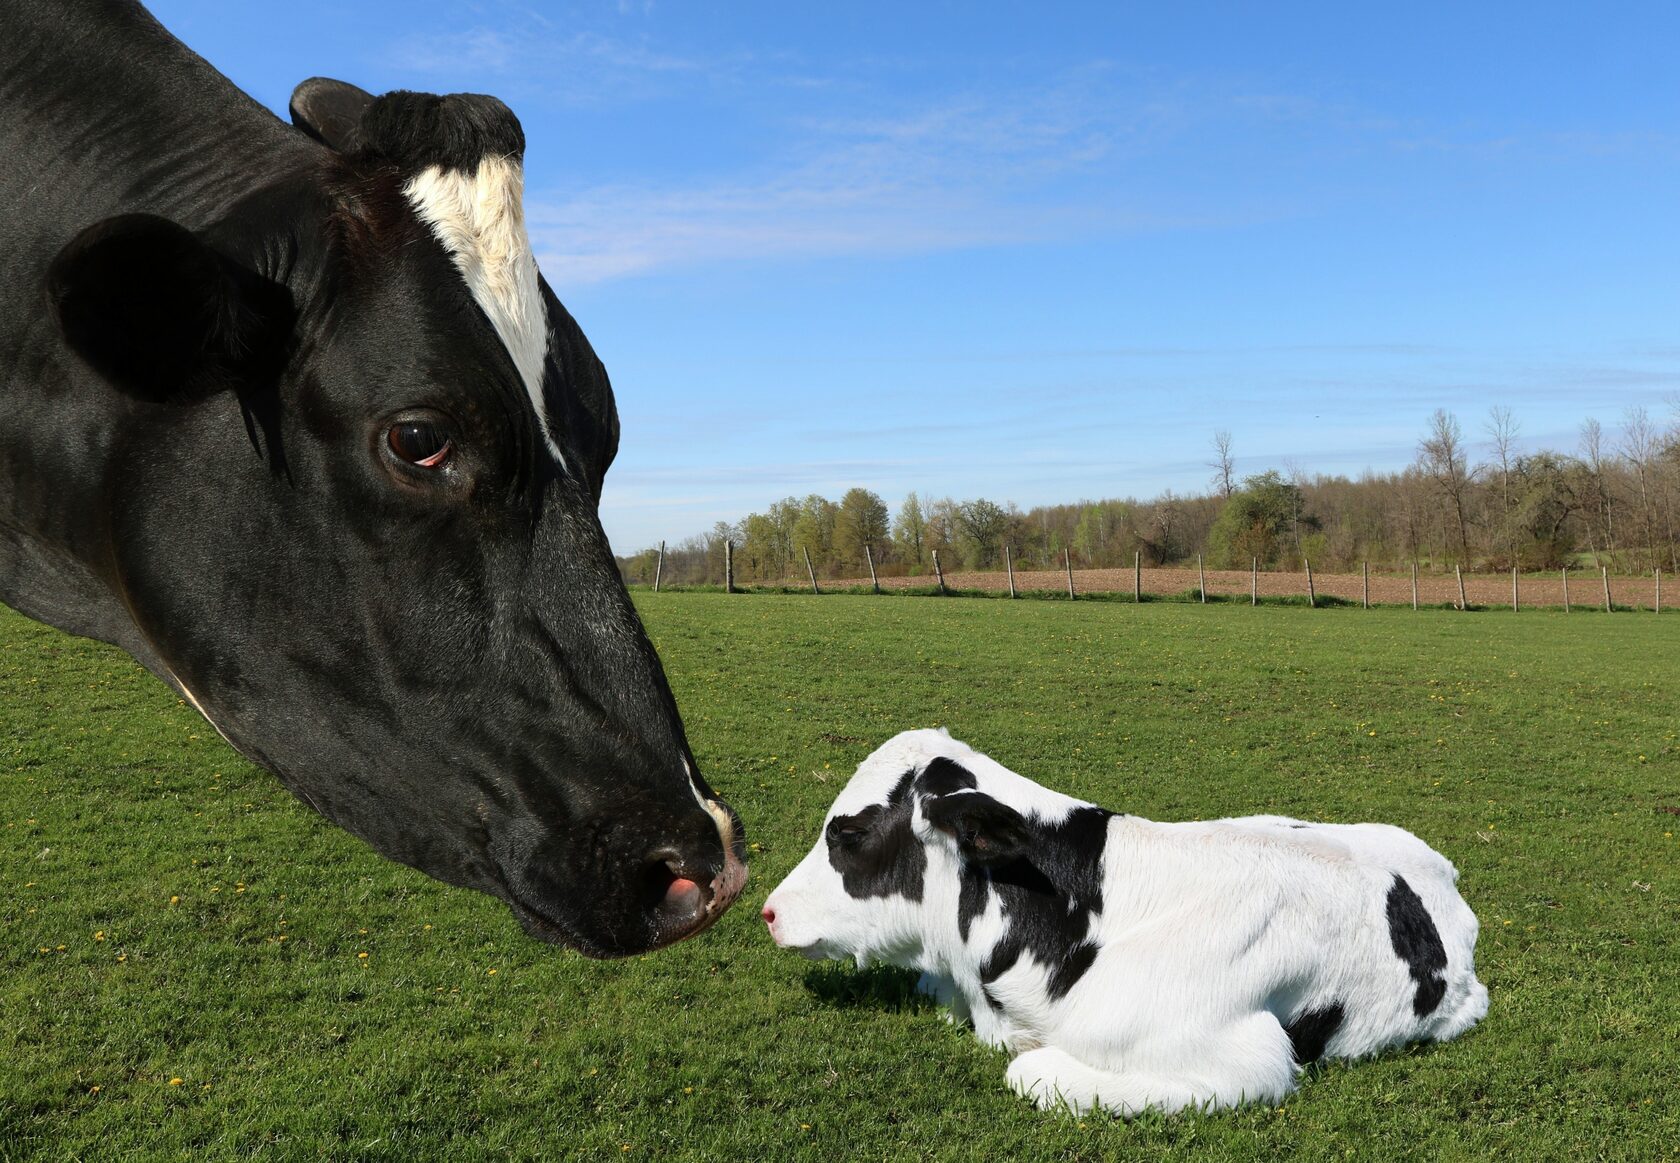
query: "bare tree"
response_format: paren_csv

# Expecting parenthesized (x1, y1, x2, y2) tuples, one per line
(1485, 406, 1520, 563)
(1619, 406, 1662, 571)
(1418, 409, 1474, 561)
(1209, 430, 1236, 500)
(1580, 418, 1614, 565)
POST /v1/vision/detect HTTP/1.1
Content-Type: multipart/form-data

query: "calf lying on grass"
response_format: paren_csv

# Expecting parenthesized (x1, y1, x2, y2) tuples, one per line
(763, 729, 1488, 1116)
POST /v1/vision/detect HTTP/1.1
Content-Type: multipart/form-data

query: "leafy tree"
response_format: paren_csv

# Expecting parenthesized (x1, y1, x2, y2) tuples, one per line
(892, 492, 927, 569)
(834, 488, 889, 571)
(1206, 471, 1309, 568)
(954, 498, 1009, 568)
(793, 494, 838, 573)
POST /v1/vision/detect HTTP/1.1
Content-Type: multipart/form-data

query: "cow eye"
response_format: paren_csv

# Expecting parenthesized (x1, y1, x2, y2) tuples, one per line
(387, 420, 453, 469)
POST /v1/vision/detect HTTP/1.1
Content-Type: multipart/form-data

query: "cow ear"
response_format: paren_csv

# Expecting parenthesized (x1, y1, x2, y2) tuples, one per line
(48, 214, 292, 403)
(290, 77, 375, 151)
(923, 792, 1031, 868)
(540, 280, 619, 501)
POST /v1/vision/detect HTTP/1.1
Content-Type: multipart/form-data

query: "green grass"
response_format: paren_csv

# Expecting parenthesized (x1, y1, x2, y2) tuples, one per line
(2, 595, 1677, 1161)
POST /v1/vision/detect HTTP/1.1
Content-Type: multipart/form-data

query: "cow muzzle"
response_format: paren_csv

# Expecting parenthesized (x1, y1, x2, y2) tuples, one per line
(498, 793, 749, 957)
(641, 799, 749, 950)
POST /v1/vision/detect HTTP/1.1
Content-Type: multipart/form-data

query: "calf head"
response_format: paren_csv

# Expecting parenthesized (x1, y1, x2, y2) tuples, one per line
(763, 730, 1041, 966)
(42, 81, 745, 957)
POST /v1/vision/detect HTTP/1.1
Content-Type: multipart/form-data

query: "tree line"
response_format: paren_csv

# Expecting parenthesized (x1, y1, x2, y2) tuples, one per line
(618, 405, 1680, 587)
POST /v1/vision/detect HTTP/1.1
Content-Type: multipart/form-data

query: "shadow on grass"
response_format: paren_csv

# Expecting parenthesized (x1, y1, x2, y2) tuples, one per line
(803, 963, 937, 1014)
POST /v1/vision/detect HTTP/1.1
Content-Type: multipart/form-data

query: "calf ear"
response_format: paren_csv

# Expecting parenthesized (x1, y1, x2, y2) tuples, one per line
(923, 792, 1031, 868)
(48, 214, 292, 403)
(290, 77, 375, 151)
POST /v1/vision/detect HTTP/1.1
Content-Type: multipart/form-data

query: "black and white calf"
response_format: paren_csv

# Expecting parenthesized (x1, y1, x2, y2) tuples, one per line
(763, 730, 1488, 1116)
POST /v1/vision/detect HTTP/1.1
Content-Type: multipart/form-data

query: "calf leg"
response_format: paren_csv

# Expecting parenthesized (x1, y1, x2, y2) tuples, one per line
(916, 972, 971, 1025)
(1005, 1015, 1299, 1117)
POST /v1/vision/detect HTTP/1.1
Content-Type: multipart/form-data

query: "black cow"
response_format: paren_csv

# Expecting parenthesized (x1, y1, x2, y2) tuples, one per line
(0, 0, 745, 958)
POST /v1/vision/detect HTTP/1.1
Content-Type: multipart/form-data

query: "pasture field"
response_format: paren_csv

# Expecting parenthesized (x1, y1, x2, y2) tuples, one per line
(1, 595, 1676, 1161)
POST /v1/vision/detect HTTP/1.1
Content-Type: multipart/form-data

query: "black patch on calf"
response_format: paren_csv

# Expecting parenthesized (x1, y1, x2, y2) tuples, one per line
(919, 756, 978, 798)
(965, 804, 1113, 1001)
(826, 770, 925, 902)
(1386, 875, 1448, 1016)
(1285, 1002, 1345, 1064)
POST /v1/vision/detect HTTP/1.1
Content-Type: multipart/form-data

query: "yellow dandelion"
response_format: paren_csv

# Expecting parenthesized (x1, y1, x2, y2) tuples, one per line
(357, 952, 369, 960)
(93, 931, 105, 942)
(168, 1078, 183, 1086)
(487, 968, 499, 975)
(168, 895, 180, 906)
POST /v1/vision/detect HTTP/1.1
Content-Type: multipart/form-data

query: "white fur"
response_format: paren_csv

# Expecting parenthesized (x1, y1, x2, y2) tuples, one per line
(764, 729, 1489, 1117)
(403, 157, 562, 467)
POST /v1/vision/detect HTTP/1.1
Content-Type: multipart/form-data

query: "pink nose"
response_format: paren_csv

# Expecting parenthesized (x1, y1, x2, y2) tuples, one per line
(761, 904, 777, 926)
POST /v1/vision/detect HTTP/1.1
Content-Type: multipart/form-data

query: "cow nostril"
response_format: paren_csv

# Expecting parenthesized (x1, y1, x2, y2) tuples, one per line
(761, 904, 776, 926)
(641, 851, 708, 914)
(639, 854, 679, 906)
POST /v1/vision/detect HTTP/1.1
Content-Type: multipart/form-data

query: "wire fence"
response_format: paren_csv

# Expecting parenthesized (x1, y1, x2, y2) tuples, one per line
(641, 544, 1669, 613)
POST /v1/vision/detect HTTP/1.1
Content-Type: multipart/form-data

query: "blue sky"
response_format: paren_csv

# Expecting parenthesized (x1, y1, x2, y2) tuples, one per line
(151, 1, 1680, 550)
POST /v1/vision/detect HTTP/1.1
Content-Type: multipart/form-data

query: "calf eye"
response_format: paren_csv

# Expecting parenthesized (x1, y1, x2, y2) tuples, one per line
(827, 817, 868, 846)
(387, 420, 452, 469)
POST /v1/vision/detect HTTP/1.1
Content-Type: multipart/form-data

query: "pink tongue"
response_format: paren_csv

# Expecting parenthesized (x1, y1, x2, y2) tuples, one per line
(664, 877, 703, 913)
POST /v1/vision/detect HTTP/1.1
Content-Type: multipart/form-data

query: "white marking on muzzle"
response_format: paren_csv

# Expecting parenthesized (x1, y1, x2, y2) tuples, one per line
(403, 157, 564, 469)
(684, 757, 735, 851)
(166, 669, 237, 751)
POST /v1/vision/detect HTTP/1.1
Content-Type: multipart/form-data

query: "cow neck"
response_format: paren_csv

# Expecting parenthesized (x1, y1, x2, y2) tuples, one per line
(0, 1, 318, 238)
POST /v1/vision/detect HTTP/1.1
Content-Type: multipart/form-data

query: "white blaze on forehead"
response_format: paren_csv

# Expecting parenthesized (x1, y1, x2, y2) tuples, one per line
(402, 156, 564, 468)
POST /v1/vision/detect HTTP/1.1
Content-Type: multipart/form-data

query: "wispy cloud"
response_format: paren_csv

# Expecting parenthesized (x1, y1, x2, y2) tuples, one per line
(527, 82, 1262, 284)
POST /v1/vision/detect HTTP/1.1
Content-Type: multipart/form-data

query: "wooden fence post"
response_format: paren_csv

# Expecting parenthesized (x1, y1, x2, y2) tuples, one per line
(1602, 566, 1612, 613)
(1064, 549, 1076, 600)
(803, 547, 819, 595)
(1005, 544, 1017, 599)
(1198, 554, 1207, 604)
(932, 549, 947, 595)
(1305, 559, 1316, 608)
(653, 540, 665, 593)
(1511, 566, 1518, 612)
(1362, 561, 1369, 609)
(1562, 567, 1570, 613)
(1455, 564, 1467, 611)
(865, 544, 879, 594)
(1251, 557, 1258, 607)
(724, 540, 734, 594)
(1411, 561, 1418, 611)
(1133, 551, 1141, 603)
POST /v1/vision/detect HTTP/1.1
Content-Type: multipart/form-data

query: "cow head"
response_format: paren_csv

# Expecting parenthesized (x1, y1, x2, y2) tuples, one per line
(42, 81, 745, 957)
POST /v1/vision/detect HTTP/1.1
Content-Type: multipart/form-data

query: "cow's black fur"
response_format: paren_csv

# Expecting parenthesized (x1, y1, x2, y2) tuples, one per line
(0, 0, 743, 958)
